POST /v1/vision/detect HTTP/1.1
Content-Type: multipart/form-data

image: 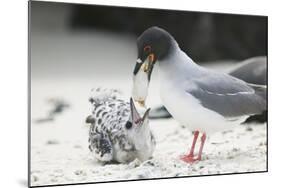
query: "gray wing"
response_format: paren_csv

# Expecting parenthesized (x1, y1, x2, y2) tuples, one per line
(187, 73, 267, 118)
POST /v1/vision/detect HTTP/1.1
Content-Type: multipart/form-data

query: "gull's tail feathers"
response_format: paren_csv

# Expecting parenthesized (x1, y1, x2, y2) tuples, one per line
(247, 83, 267, 102)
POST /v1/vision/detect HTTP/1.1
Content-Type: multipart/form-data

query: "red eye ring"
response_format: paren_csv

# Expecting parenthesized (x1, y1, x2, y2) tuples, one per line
(144, 45, 151, 52)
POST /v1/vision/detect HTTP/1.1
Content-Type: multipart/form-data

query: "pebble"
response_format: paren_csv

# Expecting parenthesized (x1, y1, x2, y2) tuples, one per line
(246, 126, 253, 131)
(46, 140, 59, 145)
(74, 170, 83, 175)
(31, 175, 39, 182)
(142, 160, 155, 167)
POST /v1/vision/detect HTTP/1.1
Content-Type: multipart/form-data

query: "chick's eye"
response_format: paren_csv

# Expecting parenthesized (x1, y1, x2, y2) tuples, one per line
(125, 121, 132, 129)
(144, 45, 151, 52)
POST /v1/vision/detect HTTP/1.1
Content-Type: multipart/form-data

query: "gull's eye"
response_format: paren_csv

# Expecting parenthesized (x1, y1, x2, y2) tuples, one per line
(125, 121, 132, 129)
(144, 45, 151, 52)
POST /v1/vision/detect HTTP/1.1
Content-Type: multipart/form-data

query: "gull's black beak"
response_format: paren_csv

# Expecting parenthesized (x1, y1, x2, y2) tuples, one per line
(133, 58, 144, 75)
(132, 53, 156, 107)
(133, 54, 156, 81)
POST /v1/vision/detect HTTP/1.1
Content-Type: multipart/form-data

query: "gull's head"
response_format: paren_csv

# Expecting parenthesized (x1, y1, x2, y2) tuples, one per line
(126, 98, 151, 148)
(132, 27, 175, 105)
(134, 26, 174, 75)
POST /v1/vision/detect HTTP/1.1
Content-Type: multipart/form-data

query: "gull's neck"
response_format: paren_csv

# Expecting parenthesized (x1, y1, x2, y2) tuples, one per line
(158, 44, 205, 81)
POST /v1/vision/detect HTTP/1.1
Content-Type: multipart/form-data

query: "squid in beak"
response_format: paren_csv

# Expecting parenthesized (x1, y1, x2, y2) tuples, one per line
(132, 53, 156, 107)
(130, 98, 151, 126)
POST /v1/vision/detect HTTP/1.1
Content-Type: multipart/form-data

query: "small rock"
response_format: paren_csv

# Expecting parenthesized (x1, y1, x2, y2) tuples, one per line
(142, 160, 155, 166)
(222, 130, 233, 134)
(246, 126, 253, 131)
(91, 170, 98, 174)
(191, 168, 197, 172)
(74, 170, 83, 175)
(227, 155, 234, 159)
(31, 175, 39, 182)
(46, 140, 59, 145)
(137, 174, 146, 179)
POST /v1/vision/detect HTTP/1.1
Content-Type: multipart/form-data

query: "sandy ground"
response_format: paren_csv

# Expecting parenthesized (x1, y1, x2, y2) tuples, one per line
(30, 77, 267, 187)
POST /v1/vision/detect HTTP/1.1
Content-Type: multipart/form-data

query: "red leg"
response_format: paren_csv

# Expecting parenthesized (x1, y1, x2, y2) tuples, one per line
(196, 133, 206, 161)
(180, 131, 199, 163)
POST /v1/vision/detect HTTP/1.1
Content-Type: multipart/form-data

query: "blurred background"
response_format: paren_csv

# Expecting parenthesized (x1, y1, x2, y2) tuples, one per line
(30, 1, 267, 80)
(69, 4, 267, 62)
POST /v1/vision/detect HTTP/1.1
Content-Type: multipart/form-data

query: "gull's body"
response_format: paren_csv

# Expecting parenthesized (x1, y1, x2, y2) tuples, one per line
(158, 46, 265, 134)
(132, 26, 267, 162)
(149, 56, 267, 122)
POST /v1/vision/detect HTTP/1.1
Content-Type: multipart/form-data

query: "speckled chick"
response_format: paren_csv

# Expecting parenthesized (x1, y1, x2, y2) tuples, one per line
(86, 88, 155, 163)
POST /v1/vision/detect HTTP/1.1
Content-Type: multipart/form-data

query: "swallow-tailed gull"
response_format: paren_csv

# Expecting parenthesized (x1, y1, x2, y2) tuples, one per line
(132, 27, 267, 163)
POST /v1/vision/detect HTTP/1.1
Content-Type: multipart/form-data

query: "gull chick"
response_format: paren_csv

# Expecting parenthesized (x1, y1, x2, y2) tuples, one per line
(86, 88, 155, 163)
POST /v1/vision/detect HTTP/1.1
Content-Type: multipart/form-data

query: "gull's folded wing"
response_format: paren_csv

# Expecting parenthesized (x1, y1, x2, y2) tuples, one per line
(186, 73, 267, 118)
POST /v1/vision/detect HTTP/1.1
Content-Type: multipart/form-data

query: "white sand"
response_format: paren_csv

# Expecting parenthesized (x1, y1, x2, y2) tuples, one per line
(30, 77, 267, 187)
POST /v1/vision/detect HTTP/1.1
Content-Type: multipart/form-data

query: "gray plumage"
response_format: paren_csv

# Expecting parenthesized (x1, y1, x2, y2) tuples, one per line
(187, 71, 267, 118)
(148, 56, 267, 123)
(86, 88, 155, 163)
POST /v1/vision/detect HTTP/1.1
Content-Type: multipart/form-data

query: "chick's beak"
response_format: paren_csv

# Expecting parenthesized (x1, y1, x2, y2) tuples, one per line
(130, 98, 141, 124)
(142, 108, 151, 121)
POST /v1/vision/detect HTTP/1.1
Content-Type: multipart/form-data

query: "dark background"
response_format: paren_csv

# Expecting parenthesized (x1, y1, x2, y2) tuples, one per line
(68, 3, 267, 62)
